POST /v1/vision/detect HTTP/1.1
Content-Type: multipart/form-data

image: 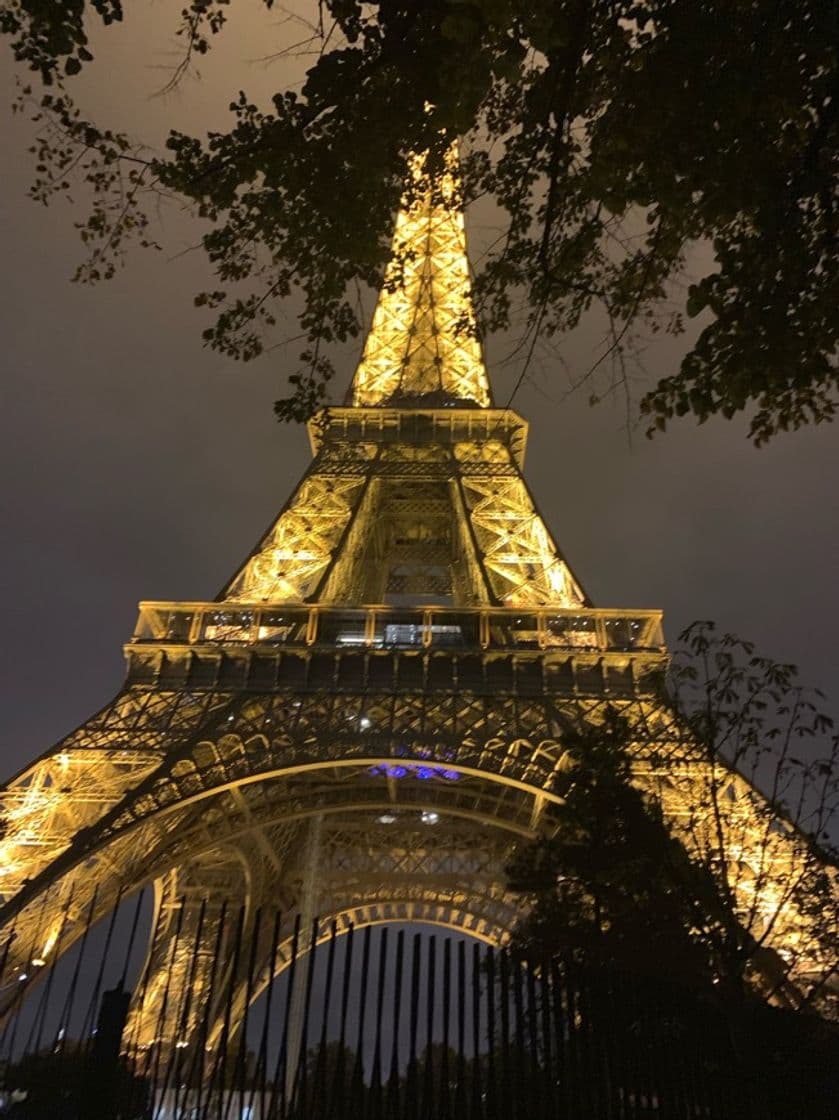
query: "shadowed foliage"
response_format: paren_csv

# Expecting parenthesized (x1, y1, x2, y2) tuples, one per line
(507, 625, 839, 1015)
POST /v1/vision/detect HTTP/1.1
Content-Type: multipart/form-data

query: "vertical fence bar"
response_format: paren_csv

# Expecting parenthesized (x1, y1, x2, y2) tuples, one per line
(118, 888, 145, 991)
(549, 960, 567, 1120)
(248, 908, 282, 1120)
(387, 928, 406, 1116)
(228, 906, 263, 1120)
(512, 956, 526, 1120)
(407, 931, 421, 1120)
(539, 958, 554, 1120)
(187, 901, 228, 1120)
(210, 903, 246, 1119)
(563, 960, 583, 1119)
(351, 925, 373, 1120)
(525, 960, 540, 1119)
(311, 920, 338, 1119)
(51, 888, 98, 1054)
(671, 977, 699, 1120)
(132, 895, 179, 1096)
(292, 917, 320, 1116)
(371, 926, 389, 1119)
(608, 966, 631, 1120)
(499, 949, 511, 1120)
(631, 968, 652, 1120)
(471, 940, 483, 1120)
(122, 891, 166, 1088)
(25, 891, 74, 1060)
(421, 934, 436, 1120)
(146, 896, 188, 1101)
(168, 899, 208, 1120)
(109, 886, 145, 1120)
(589, 961, 610, 1120)
(441, 937, 452, 1120)
(3, 886, 56, 1062)
(268, 911, 301, 1120)
(455, 938, 466, 1119)
(578, 961, 600, 1120)
(79, 885, 125, 1045)
(332, 922, 355, 1120)
(485, 946, 497, 1120)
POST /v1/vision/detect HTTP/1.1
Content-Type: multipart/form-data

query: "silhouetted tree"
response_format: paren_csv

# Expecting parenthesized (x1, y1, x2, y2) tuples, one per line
(661, 622, 839, 1013)
(507, 625, 839, 1014)
(506, 708, 725, 987)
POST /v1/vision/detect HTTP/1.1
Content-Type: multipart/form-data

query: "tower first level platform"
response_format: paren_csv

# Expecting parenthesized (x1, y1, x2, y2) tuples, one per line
(127, 600, 665, 698)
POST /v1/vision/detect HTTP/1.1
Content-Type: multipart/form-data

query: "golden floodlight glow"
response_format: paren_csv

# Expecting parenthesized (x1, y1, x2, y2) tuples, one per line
(351, 148, 492, 408)
(217, 149, 583, 607)
(226, 474, 369, 602)
(0, 147, 835, 1032)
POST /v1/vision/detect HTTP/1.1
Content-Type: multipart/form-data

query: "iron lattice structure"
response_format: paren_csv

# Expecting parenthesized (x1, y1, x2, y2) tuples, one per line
(0, 153, 834, 1037)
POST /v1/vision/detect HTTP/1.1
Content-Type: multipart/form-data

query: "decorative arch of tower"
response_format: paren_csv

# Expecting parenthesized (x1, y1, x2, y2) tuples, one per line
(0, 149, 832, 1035)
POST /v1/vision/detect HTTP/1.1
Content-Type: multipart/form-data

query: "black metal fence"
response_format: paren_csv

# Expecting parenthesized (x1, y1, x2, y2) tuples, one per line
(0, 902, 837, 1119)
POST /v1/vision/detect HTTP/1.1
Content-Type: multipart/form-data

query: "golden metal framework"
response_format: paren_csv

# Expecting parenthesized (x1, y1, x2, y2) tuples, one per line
(351, 150, 492, 408)
(0, 151, 835, 1035)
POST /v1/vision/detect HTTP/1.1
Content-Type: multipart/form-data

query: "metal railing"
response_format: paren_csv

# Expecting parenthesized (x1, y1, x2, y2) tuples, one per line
(2, 902, 836, 1120)
(131, 603, 665, 657)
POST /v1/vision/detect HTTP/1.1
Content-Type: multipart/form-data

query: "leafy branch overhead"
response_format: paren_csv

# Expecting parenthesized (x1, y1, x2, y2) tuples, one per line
(3, 1, 837, 438)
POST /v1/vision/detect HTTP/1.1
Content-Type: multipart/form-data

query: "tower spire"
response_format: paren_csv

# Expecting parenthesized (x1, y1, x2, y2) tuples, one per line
(350, 148, 493, 408)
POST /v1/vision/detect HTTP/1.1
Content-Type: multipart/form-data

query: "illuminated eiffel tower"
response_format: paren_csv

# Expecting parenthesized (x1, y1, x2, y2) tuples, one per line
(0, 153, 830, 1036)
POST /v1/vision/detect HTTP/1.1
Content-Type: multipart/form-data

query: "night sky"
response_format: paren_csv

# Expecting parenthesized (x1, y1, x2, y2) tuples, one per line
(1, 3, 837, 787)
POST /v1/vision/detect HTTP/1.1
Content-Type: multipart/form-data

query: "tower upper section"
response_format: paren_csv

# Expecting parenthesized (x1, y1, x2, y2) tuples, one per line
(214, 149, 592, 610)
(350, 150, 493, 409)
(125, 152, 666, 672)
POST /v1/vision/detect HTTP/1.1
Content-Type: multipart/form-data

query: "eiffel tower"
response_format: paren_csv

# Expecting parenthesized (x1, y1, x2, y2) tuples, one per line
(0, 152, 831, 1035)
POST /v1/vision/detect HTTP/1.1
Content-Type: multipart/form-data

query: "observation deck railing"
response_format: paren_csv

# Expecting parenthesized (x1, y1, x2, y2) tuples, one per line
(131, 603, 664, 657)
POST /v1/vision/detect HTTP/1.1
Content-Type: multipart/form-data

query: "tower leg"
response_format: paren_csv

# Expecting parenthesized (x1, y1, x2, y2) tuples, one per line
(124, 848, 252, 1101)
